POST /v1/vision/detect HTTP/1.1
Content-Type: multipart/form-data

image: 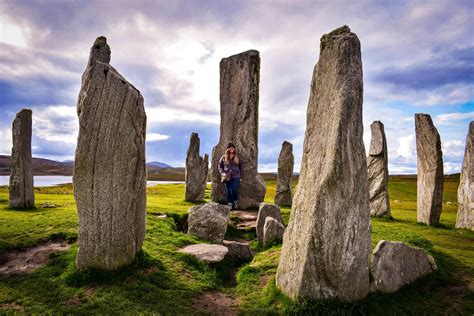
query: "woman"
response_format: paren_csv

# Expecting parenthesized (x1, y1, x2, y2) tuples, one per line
(218, 142, 242, 210)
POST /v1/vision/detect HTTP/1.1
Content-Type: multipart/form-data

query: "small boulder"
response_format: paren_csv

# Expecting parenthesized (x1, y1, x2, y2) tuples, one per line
(370, 240, 437, 293)
(256, 203, 283, 245)
(178, 244, 228, 263)
(263, 217, 285, 247)
(223, 240, 253, 261)
(41, 202, 58, 209)
(187, 202, 230, 243)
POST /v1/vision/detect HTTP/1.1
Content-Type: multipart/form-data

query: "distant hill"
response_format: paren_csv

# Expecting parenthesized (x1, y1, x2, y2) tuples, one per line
(0, 155, 73, 176)
(1, 155, 459, 181)
(147, 161, 173, 169)
(0, 155, 175, 176)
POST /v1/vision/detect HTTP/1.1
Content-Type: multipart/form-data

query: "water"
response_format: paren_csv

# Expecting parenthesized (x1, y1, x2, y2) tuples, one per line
(0, 176, 184, 187)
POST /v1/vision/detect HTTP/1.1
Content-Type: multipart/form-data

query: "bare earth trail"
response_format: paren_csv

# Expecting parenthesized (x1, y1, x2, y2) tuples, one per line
(193, 209, 257, 315)
(0, 240, 71, 278)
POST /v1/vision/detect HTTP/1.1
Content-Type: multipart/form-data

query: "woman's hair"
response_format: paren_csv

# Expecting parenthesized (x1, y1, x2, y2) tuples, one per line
(225, 147, 239, 165)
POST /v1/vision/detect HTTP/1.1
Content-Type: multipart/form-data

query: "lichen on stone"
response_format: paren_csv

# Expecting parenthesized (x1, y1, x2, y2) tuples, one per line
(320, 25, 351, 52)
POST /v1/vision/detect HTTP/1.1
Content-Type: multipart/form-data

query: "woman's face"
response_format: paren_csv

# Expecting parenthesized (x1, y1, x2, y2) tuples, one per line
(228, 147, 235, 154)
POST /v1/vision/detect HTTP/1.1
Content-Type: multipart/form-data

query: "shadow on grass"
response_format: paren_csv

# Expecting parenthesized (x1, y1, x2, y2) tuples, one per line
(0, 247, 208, 314)
(236, 246, 473, 315)
(3, 206, 39, 212)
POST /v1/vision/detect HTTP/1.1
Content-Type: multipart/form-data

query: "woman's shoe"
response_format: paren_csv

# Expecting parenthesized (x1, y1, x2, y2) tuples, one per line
(233, 201, 238, 210)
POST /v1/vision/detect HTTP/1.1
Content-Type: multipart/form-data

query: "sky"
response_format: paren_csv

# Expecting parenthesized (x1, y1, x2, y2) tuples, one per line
(0, 0, 473, 174)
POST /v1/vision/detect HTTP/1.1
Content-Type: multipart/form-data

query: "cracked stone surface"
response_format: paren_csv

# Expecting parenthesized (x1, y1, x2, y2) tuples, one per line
(276, 26, 371, 302)
(210, 50, 266, 209)
(74, 36, 147, 270)
(9, 109, 34, 209)
(415, 113, 443, 226)
(367, 121, 391, 217)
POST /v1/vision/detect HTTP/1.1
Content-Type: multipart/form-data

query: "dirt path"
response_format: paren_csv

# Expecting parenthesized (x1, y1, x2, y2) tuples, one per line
(193, 291, 240, 315)
(231, 209, 257, 229)
(0, 240, 71, 278)
(191, 209, 258, 314)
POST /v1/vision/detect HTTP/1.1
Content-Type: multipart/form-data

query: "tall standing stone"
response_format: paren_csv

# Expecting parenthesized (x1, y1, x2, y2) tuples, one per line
(185, 132, 209, 201)
(367, 121, 391, 217)
(456, 121, 473, 230)
(274, 141, 294, 206)
(210, 50, 266, 209)
(9, 109, 34, 208)
(276, 26, 371, 302)
(415, 113, 444, 226)
(74, 37, 147, 270)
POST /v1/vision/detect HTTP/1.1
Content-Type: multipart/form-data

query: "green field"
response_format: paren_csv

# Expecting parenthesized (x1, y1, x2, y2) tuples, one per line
(0, 177, 473, 314)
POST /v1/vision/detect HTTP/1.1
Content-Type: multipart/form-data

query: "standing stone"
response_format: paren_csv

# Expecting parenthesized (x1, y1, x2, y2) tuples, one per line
(263, 217, 285, 247)
(274, 141, 294, 206)
(276, 26, 371, 302)
(456, 121, 474, 230)
(367, 121, 391, 217)
(210, 50, 266, 209)
(9, 109, 34, 208)
(185, 132, 209, 202)
(256, 203, 283, 245)
(74, 37, 147, 270)
(415, 113, 444, 226)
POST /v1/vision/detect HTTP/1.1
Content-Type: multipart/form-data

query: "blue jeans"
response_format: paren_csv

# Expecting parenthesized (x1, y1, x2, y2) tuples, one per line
(225, 177, 239, 204)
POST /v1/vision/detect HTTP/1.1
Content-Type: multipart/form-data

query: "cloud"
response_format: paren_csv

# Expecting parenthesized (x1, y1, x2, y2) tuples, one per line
(435, 112, 474, 124)
(396, 134, 416, 159)
(375, 46, 474, 91)
(0, 0, 472, 173)
(0, 16, 27, 47)
(147, 133, 169, 142)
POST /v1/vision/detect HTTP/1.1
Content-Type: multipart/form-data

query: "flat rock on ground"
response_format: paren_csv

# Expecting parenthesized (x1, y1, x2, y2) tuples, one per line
(178, 244, 228, 263)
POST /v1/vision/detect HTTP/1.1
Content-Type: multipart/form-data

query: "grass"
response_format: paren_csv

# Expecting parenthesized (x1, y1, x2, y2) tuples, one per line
(0, 176, 472, 314)
(236, 178, 474, 315)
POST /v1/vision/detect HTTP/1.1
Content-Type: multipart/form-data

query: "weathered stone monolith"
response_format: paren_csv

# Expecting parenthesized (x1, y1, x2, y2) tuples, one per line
(456, 121, 473, 230)
(274, 141, 294, 206)
(185, 132, 209, 202)
(367, 121, 391, 217)
(74, 36, 147, 270)
(276, 26, 371, 302)
(415, 113, 444, 226)
(210, 50, 266, 209)
(9, 109, 34, 208)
